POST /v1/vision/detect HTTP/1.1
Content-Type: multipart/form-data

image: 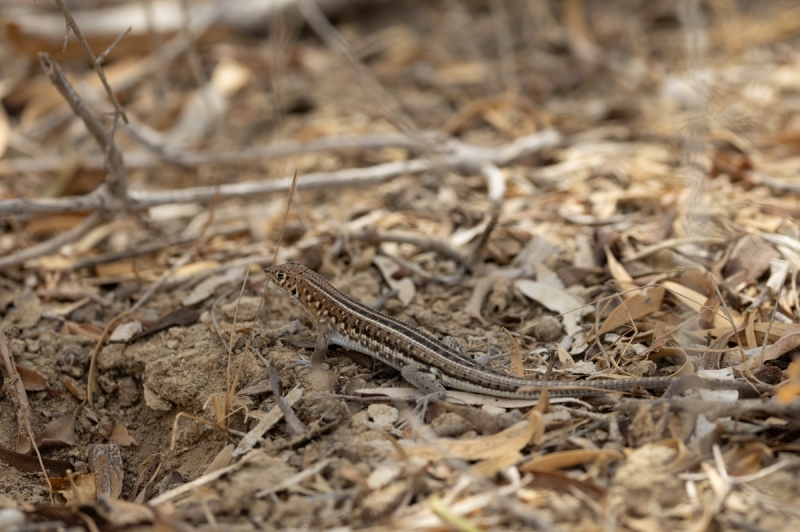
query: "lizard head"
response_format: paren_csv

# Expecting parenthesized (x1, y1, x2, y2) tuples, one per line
(264, 262, 308, 299)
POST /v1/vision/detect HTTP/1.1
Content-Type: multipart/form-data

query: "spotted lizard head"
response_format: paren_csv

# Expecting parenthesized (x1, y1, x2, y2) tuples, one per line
(264, 262, 308, 299)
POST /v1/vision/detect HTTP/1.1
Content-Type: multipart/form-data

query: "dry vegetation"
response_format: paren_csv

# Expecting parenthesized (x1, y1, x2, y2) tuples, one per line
(2, 0, 800, 530)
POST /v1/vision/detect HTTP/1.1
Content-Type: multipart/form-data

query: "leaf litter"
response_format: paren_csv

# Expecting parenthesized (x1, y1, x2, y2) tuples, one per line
(2, 1, 800, 531)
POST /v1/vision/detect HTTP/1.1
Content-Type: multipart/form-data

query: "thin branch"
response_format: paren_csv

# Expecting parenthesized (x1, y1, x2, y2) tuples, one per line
(53, 0, 129, 123)
(66, 225, 247, 272)
(21, 4, 220, 141)
(0, 332, 53, 501)
(0, 132, 441, 175)
(0, 129, 561, 217)
(38, 52, 128, 209)
(129, 184, 220, 312)
(0, 212, 101, 270)
(355, 229, 467, 265)
(97, 26, 132, 65)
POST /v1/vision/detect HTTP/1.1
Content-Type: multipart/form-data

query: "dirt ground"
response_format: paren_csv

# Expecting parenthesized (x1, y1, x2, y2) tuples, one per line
(3, 1, 800, 530)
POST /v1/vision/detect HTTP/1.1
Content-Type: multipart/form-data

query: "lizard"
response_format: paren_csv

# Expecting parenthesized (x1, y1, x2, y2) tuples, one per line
(264, 262, 773, 412)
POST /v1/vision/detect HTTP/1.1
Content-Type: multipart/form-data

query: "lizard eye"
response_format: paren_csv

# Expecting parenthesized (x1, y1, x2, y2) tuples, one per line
(275, 272, 286, 281)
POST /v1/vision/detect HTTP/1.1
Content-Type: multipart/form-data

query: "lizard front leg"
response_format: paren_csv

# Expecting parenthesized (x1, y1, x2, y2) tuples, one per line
(311, 330, 329, 366)
(287, 329, 329, 370)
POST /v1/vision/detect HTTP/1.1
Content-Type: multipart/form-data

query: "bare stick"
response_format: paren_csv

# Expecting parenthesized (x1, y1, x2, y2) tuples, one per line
(129, 199, 218, 313)
(86, 311, 131, 406)
(269, 366, 307, 435)
(97, 26, 132, 65)
(53, 0, 128, 123)
(0, 212, 101, 270)
(0, 129, 560, 217)
(23, 9, 219, 142)
(0, 332, 53, 501)
(0, 132, 442, 175)
(38, 52, 128, 209)
(67, 225, 246, 272)
(349, 229, 467, 265)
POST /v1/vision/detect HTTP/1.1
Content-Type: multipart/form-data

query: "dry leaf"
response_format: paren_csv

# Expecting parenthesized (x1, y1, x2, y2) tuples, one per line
(777, 360, 800, 404)
(373, 255, 416, 306)
(406, 406, 545, 475)
(15, 364, 47, 391)
(605, 245, 638, 295)
(94, 497, 158, 527)
(0, 446, 73, 477)
(0, 103, 10, 159)
(556, 344, 575, 369)
(35, 408, 79, 449)
(464, 268, 524, 319)
(663, 281, 741, 328)
(520, 449, 625, 471)
(51, 473, 96, 504)
(127, 307, 203, 343)
(204, 444, 234, 474)
(648, 347, 694, 376)
(63, 378, 87, 401)
(131, 453, 162, 504)
(183, 267, 245, 306)
(109, 321, 143, 343)
(90, 443, 124, 500)
(598, 285, 665, 336)
(62, 321, 104, 341)
(515, 279, 586, 336)
(109, 421, 139, 447)
(233, 385, 305, 457)
(734, 324, 800, 371)
(525, 468, 607, 499)
(502, 328, 524, 377)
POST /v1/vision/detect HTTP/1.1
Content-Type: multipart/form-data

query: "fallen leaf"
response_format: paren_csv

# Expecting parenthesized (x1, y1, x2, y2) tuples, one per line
(597, 285, 665, 336)
(63, 378, 87, 401)
(502, 328, 524, 377)
(523, 468, 607, 499)
(734, 324, 800, 371)
(35, 408, 79, 449)
(127, 308, 203, 343)
(90, 443, 124, 499)
(204, 444, 234, 474)
(556, 344, 575, 369)
(15, 364, 47, 391)
(109, 321, 143, 343)
(131, 453, 162, 504)
(663, 281, 741, 328)
(406, 407, 545, 476)
(777, 360, 800, 404)
(63, 321, 104, 342)
(0, 446, 73, 476)
(648, 347, 694, 376)
(0, 101, 10, 159)
(520, 448, 625, 471)
(183, 267, 245, 306)
(515, 279, 587, 336)
(605, 245, 638, 295)
(95, 496, 158, 526)
(373, 255, 416, 306)
(51, 473, 96, 504)
(109, 421, 139, 447)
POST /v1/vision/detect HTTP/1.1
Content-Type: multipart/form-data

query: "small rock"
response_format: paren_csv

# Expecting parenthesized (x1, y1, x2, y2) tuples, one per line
(366, 404, 399, 431)
(532, 317, 563, 342)
(0, 508, 25, 528)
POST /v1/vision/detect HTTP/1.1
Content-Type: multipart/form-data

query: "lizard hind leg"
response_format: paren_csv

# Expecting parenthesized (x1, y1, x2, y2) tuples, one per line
(400, 364, 448, 420)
